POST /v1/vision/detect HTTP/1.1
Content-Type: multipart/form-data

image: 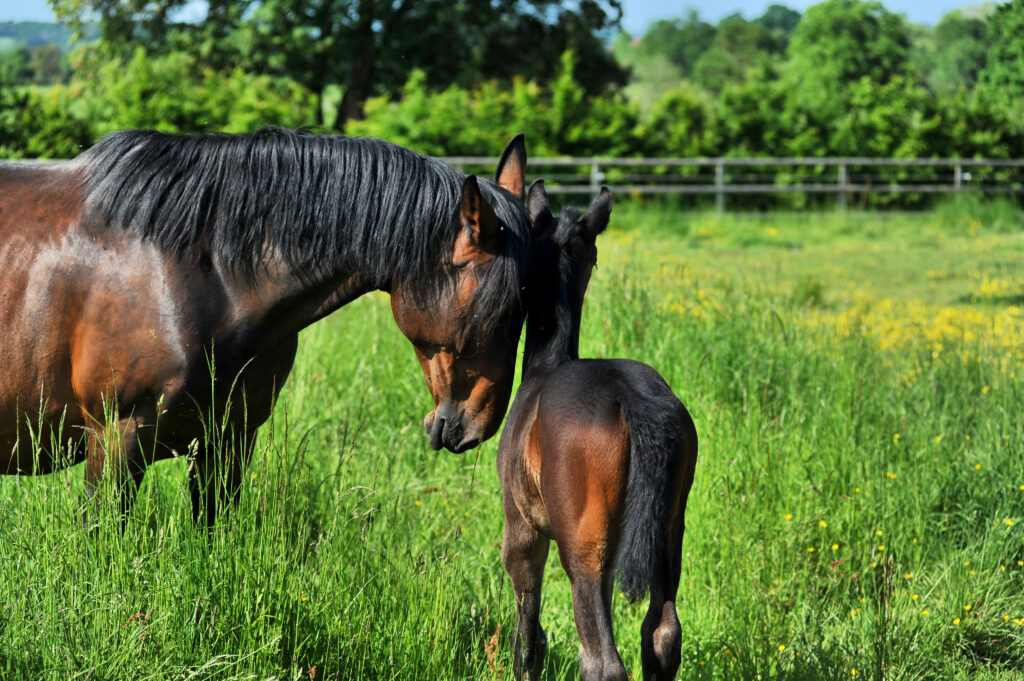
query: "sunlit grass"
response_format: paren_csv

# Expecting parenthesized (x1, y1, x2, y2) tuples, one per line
(1, 200, 1022, 680)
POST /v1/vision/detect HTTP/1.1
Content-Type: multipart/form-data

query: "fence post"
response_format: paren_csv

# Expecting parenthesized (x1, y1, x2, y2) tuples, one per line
(590, 160, 601, 194)
(954, 162, 962, 191)
(715, 161, 725, 212)
(837, 163, 847, 212)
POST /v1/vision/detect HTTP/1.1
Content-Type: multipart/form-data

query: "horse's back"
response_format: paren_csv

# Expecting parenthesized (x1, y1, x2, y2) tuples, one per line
(504, 359, 695, 543)
(537, 359, 686, 429)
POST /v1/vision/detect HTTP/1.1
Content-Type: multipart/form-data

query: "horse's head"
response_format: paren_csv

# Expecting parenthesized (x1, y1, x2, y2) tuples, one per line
(522, 180, 613, 361)
(527, 180, 612, 310)
(390, 135, 531, 453)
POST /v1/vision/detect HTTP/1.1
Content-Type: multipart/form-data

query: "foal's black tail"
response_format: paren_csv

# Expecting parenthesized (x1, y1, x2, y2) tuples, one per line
(616, 396, 692, 601)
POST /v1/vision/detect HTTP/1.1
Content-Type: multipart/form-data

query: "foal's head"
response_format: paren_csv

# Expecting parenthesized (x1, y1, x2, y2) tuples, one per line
(390, 136, 532, 453)
(523, 181, 612, 365)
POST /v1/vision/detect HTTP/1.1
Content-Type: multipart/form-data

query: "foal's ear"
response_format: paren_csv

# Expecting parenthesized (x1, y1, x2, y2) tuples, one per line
(581, 186, 613, 242)
(526, 179, 552, 240)
(495, 133, 527, 200)
(455, 175, 500, 263)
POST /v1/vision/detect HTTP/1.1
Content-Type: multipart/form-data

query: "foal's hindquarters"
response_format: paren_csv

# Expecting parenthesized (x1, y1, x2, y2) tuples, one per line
(498, 359, 697, 681)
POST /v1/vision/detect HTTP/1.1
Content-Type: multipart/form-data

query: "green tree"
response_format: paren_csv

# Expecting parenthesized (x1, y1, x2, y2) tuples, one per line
(29, 44, 65, 83)
(0, 82, 91, 158)
(911, 10, 988, 94)
(692, 14, 783, 94)
(785, 0, 911, 93)
(637, 83, 712, 156)
(978, 0, 1024, 123)
(0, 45, 32, 83)
(52, 0, 627, 130)
(756, 4, 801, 35)
(79, 48, 316, 136)
(931, 11, 987, 92)
(627, 11, 715, 77)
(782, 0, 913, 137)
(711, 64, 790, 155)
(350, 51, 639, 156)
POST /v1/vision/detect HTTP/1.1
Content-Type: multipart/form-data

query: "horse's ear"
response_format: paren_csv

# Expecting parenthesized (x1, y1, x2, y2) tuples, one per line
(495, 133, 527, 200)
(526, 179, 551, 240)
(456, 175, 499, 263)
(581, 186, 612, 241)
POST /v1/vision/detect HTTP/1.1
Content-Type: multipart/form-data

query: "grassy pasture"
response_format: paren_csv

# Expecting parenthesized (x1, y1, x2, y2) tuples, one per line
(1, 199, 1022, 680)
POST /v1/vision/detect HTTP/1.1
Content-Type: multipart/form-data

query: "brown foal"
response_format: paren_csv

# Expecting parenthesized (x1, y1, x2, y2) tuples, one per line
(497, 184, 698, 681)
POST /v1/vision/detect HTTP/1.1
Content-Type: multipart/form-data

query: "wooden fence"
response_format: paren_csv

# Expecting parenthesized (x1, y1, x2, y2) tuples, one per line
(444, 156, 1024, 210)
(16, 156, 1024, 210)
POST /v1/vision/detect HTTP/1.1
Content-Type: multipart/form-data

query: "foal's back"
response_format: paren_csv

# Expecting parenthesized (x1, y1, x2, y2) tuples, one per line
(513, 357, 695, 573)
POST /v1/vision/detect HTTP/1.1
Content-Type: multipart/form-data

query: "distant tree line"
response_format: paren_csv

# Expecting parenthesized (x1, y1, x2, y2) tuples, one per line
(1, 0, 1023, 170)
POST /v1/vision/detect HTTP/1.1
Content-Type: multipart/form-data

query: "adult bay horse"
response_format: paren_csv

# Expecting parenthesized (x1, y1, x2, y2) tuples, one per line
(498, 184, 698, 681)
(0, 128, 533, 525)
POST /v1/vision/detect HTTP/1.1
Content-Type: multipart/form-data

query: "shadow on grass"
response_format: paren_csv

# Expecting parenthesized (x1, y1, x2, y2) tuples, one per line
(955, 292, 1024, 307)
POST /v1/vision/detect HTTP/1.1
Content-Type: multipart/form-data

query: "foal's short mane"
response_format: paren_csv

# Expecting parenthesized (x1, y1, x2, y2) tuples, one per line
(77, 128, 530, 288)
(523, 204, 586, 371)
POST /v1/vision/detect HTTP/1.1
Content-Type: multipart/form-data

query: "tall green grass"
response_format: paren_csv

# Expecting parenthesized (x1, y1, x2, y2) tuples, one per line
(1, 206, 1022, 680)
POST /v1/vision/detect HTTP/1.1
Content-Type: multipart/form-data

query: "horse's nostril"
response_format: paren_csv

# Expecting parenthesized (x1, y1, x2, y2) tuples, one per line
(442, 419, 466, 452)
(428, 415, 446, 451)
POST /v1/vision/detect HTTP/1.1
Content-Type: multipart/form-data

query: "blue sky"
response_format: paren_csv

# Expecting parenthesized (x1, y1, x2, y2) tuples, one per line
(2, 0, 974, 30)
(617, 0, 976, 30)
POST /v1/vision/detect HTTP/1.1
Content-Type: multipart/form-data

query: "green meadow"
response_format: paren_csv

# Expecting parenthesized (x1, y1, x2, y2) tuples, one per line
(1, 199, 1022, 680)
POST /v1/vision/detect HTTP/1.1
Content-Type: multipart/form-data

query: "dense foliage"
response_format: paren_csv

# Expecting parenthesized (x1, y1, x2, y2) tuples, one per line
(0, 0, 1022, 172)
(47, 0, 625, 128)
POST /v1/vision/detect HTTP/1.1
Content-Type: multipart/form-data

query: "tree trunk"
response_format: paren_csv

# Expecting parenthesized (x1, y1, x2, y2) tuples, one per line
(333, 37, 376, 131)
(313, 84, 324, 127)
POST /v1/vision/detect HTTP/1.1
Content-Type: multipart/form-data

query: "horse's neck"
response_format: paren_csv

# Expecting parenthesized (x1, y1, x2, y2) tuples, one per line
(522, 291, 581, 379)
(219, 259, 373, 347)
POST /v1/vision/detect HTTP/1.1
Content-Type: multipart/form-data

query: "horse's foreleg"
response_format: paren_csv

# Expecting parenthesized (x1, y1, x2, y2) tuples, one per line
(501, 495, 550, 681)
(82, 414, 149, 529)
(189, 427, 257, 528)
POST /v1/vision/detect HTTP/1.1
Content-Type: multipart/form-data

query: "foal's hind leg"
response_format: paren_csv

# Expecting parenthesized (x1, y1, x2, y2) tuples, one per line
(566, 567, 628, 681)
(640, 521, 684, 681)
(189, 426, 258, 527)
(558, 522, 628, 680)
(501, 495, 550, 681)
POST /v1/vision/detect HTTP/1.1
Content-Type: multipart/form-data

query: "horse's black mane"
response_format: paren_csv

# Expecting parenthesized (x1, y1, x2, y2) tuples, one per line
(76, 127, 533, 335)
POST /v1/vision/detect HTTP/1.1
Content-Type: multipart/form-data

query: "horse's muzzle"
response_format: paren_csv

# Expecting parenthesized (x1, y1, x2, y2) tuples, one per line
(424, 405, 478, 453)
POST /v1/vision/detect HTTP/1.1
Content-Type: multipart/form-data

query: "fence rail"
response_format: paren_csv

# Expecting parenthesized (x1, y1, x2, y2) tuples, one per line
(14, 156, 1024, 210)
(444, 156, 1024, 210)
